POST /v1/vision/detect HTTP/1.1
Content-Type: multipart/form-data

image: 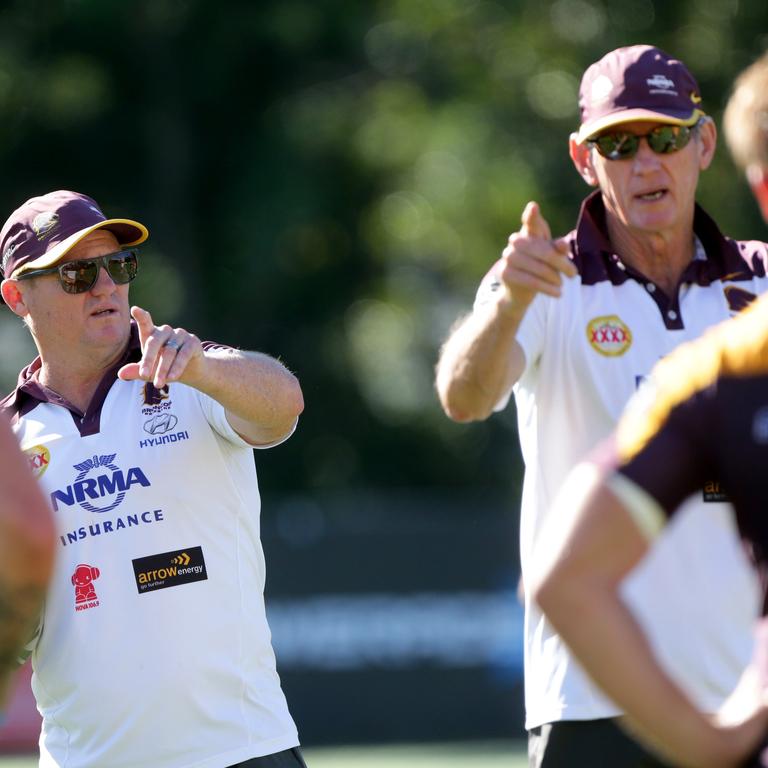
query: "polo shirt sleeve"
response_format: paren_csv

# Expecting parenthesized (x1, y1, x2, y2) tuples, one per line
(193, 389, 297, 450)
(608, 384, 719, 538)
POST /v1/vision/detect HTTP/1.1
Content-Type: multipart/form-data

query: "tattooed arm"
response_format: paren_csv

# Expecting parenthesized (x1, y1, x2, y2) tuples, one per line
(0, 415, 55, 702)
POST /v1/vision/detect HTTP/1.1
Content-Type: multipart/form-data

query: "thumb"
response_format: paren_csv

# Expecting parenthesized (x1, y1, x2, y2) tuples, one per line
(117, 362, 141, 382)
(521, 201, 552, 241)
(131, 306, 154, 347)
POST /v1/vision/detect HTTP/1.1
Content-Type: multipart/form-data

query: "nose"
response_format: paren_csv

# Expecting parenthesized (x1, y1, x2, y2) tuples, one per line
(90, 261, 118, 294)
(632, 137, 662, 169)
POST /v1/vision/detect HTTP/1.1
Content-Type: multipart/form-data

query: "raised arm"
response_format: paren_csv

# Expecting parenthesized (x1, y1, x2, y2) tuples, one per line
(532, 465, 768, 768)
(118, 306, 304, 446)
(0, 415, 55, 701)
(435, 202, 575, 422)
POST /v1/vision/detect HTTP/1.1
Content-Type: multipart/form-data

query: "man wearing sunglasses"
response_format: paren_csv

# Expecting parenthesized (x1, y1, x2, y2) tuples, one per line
(532, 50, 768, 768)
(0, 190, 307, 768)
(436, 44, 768, 767)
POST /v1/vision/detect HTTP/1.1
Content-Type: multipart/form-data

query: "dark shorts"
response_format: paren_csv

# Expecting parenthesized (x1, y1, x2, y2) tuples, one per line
(229, 746, 308, 768)
(528, 718, 670, 768)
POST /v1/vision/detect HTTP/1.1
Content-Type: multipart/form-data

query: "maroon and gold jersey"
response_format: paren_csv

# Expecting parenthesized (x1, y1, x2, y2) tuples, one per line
(613, 293, 768, 610)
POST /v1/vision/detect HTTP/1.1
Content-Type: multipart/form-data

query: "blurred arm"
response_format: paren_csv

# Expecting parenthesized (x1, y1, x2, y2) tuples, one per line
(532, 466, 768, 768)
(0, 416, 55, 701)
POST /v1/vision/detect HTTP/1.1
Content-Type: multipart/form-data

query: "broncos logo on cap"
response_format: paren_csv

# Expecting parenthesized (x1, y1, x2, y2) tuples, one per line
(32, 211, 59, 240)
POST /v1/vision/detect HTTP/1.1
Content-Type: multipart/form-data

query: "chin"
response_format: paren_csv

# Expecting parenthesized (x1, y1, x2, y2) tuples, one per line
(91, 321, 129, 347)
(631, 212, 677, 233)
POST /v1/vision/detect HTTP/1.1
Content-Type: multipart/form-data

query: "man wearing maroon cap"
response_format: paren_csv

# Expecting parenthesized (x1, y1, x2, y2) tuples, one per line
(532, 52, 768, 767)
(0, 190, 308, 767)
(436, 44, 768, 766)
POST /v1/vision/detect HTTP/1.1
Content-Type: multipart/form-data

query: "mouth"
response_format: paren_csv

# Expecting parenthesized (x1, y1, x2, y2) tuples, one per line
(90, 307, 119, 318)
(635, 188, 667, 201)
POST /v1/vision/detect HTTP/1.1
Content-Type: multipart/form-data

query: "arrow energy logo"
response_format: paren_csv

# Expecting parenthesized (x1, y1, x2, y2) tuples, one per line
(132, 546, 207, 594)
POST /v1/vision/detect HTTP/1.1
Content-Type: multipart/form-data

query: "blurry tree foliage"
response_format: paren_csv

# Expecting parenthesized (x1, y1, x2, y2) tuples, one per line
(0, 0, 765, 503)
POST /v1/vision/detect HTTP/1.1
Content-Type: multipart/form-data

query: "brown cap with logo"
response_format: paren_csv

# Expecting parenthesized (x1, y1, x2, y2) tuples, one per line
(576, 45, 705, 144)
(0, 190, 148, 279)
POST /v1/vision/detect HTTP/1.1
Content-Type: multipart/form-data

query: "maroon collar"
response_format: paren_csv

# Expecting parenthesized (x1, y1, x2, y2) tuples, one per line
(0, 322, 142, 427)
(570, 190, 761, 287)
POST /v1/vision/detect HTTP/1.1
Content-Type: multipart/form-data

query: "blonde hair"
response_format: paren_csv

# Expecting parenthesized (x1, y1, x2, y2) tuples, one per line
(724, 50, 768, 171)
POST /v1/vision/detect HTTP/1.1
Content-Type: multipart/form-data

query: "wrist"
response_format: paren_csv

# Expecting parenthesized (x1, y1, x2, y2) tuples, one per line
(483, 289, 529, 326)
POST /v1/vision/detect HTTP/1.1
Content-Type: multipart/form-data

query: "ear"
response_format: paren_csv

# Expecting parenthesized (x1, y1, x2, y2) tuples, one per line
(1, 279, 30, 318)
(569, 133, 599, 187)
(747, 165, 768, 224)
(696, 117, 717, 171)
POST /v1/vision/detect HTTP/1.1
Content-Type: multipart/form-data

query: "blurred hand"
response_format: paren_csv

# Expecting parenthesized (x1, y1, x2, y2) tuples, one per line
(118, 306, 204, 390)
(496, 201, 576, 314)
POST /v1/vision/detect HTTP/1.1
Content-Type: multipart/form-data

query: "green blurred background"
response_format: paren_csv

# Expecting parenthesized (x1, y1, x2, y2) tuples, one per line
(0, 0, 766, 756)
(3, 0, 766, 496)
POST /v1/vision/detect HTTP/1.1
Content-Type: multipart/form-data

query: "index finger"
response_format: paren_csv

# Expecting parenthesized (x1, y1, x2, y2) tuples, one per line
(131, 306, 155, 347)
(520, 201, 552, 241)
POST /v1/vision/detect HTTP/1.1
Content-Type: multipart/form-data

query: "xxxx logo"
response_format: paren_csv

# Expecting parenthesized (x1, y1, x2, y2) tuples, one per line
(587, 315, 632, 357)
(171, 552, 191, 565)
(25, 445, 51, 479)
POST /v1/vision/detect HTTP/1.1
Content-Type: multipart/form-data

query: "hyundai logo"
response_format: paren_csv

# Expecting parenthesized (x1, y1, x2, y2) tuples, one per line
(144, 413, 179, 435)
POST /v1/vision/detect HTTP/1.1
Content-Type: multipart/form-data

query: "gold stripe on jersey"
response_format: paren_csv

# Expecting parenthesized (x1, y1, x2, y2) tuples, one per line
(617, 292, 768, 462)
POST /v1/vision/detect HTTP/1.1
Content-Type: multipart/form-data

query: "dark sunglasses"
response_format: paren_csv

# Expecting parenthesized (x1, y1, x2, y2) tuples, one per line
(15, 249, 139, 294)
(586, 122, 700, 161)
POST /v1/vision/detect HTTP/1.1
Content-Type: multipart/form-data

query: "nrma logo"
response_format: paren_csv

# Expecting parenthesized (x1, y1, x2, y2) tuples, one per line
(51, 454, 150, 514)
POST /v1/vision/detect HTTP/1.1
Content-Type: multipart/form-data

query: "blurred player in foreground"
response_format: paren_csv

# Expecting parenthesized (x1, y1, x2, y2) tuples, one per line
(0, 190, 306, 768)
(437, 43, 768, 767)
(0, 415, 54, 704)
(533, 51, 768, 767)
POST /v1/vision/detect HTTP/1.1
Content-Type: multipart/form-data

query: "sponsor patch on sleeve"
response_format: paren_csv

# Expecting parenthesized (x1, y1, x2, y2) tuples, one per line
(702, 480, 729, 503)
(132, 546, 207, 594)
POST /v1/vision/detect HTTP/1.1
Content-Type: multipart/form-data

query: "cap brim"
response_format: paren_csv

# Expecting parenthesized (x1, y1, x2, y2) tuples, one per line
(576, 108, 705, 144)
(11, 218, 149, 277)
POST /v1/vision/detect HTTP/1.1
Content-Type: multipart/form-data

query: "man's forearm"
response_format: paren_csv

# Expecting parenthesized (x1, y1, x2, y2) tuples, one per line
(543, 581, 735, 767)
(183, 347, 304, 445)
(435, 300, 526, 422)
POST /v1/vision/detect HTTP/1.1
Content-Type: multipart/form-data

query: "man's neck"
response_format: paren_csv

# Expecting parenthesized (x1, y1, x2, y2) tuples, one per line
(36, 345, 126, 414)
(606, 217, 696, 298)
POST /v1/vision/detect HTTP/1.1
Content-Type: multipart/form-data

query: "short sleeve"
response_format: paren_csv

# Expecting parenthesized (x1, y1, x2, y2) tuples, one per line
(193, 388, 297, 450)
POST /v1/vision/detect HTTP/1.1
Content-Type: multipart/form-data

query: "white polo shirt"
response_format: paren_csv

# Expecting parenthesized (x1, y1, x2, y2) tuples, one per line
(479, 192, 768, 729)
(2, 330, 299, 768)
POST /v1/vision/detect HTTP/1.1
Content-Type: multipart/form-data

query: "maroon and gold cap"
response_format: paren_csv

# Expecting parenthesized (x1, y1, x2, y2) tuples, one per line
(576, 45, 705, 144)
(0, 190, 149, 279)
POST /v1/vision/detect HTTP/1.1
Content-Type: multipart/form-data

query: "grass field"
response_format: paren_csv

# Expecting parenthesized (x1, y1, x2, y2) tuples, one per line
(0, 740, 528, 767)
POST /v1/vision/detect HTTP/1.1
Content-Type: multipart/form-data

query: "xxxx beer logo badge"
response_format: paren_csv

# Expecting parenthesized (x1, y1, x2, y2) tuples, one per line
(587, 315, 632, 357)
(25, 445, 51, 478)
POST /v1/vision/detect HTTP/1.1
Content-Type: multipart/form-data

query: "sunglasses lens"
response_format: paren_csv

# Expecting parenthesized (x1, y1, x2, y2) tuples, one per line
(106, 252, 138, 284)
(591, 122, 698, 160)
(56, 251, 138, 293)
(647, 125, 691, 154)
(593, 133, 639, 160)
(58, 261, 99, 294)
